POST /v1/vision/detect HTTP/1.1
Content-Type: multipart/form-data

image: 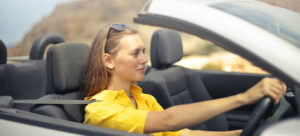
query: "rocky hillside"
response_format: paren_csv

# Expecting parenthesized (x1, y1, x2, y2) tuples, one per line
(261, 0, 300, 13)
(7, 0, 300, 57)
(8, 0, 147, 56)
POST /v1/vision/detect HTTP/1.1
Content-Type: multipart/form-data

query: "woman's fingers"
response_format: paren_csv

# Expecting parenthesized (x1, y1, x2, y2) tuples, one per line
(282, 82, 287, 96)
(269, 86, 281, 104)
(263, 78, 286, 105)
(270, 82, 283, 95)
(263, 84, 280, 104)
(243, 77, 286, 105)
(276, 79, 287, 96)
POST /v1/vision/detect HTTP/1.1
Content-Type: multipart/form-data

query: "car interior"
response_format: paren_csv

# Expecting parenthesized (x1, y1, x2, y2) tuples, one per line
(0, 34, 65, 111)
(31, 42, 90, 122)
(0, 28, 298, 135)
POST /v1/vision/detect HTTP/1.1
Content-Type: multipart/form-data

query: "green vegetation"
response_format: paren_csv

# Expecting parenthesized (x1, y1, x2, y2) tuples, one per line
(202, 62, 223, 71)
(203, 42, 224, 55)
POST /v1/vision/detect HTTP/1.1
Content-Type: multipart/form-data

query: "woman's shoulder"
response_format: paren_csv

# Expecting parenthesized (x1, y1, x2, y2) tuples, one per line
(86, 90, 119, 101)
(141, 93, 155, 100)
(84, 90, 121, 112)
(141, 93, 164, 111)
(85, 99, 122, 114)
(141, 93, 159, 104)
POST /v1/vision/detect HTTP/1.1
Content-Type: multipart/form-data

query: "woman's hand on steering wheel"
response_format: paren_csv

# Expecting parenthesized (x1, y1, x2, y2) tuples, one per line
(242, 77, 287, 105)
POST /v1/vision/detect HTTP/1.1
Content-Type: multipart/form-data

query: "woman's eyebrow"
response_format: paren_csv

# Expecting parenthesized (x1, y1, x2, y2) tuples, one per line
(132, 47, 145, 52)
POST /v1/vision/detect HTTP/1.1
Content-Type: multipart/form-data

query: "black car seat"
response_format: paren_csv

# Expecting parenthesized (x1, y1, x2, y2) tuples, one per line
(31, 42, 90, 122)
(138, 29, 229, 131)
(0, 40, 7, 65)
(30, 34, 65, 60)
(0, 40, 9, 96)
(1, 34, 64, 111)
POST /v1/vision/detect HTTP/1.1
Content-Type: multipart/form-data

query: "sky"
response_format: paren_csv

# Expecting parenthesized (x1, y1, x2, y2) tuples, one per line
(0, 0, 74, 48)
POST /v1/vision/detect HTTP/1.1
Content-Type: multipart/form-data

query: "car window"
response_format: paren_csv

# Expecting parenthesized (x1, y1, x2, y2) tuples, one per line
(175, 32, 269, 74)
(138, 25, 268, 74)
(136, 25, 268, 74)
(211, 1, 300, 48)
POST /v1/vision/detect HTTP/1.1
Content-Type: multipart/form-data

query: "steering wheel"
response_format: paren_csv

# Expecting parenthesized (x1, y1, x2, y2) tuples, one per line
(241, 97, 274, 136)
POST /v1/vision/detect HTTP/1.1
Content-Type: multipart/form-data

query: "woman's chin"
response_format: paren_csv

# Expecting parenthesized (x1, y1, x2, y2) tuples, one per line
(136, 76, 145, 82)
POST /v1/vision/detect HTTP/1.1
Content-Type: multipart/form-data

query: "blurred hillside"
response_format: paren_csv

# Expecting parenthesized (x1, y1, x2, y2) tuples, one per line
(6, 0, 300, 74)
(8, 0, 147, 56)
(8, 0, 300, 57)
(261, 0, 300, 13)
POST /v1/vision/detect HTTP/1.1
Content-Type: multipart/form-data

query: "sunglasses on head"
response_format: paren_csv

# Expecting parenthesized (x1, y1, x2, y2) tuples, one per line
(106, 24, 131, 39)
(110, 24, 130, 31)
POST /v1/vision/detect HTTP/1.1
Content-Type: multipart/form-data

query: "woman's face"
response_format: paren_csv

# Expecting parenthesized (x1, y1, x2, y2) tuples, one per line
(110, 34, 148, 82)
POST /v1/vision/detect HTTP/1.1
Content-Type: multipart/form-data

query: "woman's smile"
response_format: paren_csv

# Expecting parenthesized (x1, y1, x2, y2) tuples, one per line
(137, 67, 146, 73)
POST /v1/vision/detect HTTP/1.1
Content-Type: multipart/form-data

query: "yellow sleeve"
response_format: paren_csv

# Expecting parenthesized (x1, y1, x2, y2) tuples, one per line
(144, 94, 164, 111)
(84, 101, 149, 134)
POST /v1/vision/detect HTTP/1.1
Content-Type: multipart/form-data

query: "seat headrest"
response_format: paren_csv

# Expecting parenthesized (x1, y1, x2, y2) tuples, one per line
(30, 34, 65, 60)
(0, 40, 7, 64)
(150, 29, 183, 68)
(46, 43, 90, 94)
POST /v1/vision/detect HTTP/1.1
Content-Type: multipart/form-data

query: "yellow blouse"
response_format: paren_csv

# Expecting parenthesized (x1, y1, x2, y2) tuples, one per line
(84, 84, 184, 136)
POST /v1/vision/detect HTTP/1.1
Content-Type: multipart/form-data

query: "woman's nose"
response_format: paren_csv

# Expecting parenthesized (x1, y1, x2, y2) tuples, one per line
(140, 53, 148, 64)
(143, 57, 148, 64)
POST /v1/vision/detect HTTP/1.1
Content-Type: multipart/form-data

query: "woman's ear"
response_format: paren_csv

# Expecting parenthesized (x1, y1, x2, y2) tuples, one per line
(104, 53, 115, 70)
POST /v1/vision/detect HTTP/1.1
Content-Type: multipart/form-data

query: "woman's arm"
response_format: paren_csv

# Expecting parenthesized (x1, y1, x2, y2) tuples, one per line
(144, 77, 286, 133)
(180, 129, 242, 136)
(144, 92, 246, 133)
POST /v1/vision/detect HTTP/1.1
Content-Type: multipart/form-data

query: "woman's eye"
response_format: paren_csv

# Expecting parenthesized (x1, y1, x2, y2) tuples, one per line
(133, 51, 139, 56)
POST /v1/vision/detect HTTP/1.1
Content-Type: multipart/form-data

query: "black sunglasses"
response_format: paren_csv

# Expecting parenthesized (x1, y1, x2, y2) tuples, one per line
(106, 24, 131, 40)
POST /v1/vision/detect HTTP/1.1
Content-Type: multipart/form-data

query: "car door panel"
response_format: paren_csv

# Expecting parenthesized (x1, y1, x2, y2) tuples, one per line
(195, 70, 267, 129)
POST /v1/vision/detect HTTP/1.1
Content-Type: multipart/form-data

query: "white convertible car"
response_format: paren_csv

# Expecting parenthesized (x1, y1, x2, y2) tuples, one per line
(0, 0, 299, 135)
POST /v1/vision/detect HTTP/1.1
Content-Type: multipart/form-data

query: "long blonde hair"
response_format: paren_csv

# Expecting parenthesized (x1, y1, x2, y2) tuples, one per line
(85, 24, 138, 97)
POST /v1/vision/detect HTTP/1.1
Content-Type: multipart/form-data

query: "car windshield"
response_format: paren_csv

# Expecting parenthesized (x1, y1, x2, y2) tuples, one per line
(211, 1, 300, 48)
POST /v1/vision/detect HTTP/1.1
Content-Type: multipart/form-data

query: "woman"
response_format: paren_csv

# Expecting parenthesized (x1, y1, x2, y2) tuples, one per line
(84, 24, 286, 136)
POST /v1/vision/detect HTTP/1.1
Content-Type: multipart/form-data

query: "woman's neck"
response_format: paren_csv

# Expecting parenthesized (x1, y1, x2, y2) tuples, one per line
(107, 75, 131, 96)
